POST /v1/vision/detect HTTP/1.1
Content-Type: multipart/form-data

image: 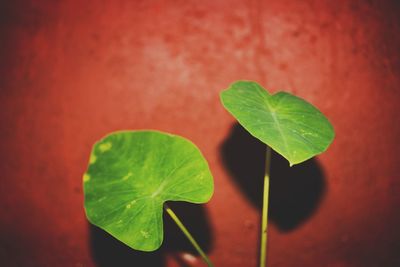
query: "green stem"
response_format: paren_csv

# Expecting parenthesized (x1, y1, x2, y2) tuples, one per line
(164, 204, 214, 267)
(259, 146, 272, 267)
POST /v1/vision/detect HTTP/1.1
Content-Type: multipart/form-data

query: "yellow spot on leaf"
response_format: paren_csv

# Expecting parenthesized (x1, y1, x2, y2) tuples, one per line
(122, 172, 133, 180)
(83, 174, 90, 182)
(99, 142, 112, 152)
(140, 230, 150, 238)
(89, 154, 97, 164)
(126, 200, 136, 209)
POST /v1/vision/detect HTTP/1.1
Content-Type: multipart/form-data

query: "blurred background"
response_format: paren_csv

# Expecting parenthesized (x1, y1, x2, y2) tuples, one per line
(1, 0, 399, 266)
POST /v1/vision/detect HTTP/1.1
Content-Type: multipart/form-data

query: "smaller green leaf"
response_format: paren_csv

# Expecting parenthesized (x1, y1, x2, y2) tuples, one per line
(220, 81, 335, 166)
(83, 130, 214, 251)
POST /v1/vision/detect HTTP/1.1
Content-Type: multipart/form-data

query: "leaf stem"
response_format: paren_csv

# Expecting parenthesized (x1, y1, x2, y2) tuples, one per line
(164, 204, 214, 267)
(259, 146, 272, 267)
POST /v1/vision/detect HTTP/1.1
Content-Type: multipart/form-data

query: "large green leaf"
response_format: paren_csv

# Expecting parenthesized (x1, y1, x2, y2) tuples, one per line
(220, 81, 335, 166)
(83, 130, 213, 251)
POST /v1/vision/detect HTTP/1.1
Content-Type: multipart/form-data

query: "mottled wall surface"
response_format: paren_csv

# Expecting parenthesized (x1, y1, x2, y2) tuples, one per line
(1, 1, 399, 266)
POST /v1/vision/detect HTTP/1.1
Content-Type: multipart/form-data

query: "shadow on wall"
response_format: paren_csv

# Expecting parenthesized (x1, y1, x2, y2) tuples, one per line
(89, 202, 213, 267)
(220, 123, 326, 231)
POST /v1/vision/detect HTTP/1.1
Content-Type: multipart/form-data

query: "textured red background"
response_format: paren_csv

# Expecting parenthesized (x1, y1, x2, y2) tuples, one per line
(1, 1, 400, 266)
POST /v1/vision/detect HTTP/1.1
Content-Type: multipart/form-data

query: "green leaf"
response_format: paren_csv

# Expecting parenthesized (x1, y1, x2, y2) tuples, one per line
(83, 130, 214, 251)
(220, 81, 335, 166)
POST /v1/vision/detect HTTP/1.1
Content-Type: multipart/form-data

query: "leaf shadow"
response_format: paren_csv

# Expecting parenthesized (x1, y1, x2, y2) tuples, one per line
(89, 202, 213, 267)
(220, 123, 326, 231)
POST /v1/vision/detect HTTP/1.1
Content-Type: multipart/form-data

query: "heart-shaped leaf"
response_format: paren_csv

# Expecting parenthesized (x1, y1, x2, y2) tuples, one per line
(83, 130, 214, 251)
(220, 81, 335, 166)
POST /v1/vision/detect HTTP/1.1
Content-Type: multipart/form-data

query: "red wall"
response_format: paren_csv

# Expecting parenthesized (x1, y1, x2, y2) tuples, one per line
(1, 1, 399, 266)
